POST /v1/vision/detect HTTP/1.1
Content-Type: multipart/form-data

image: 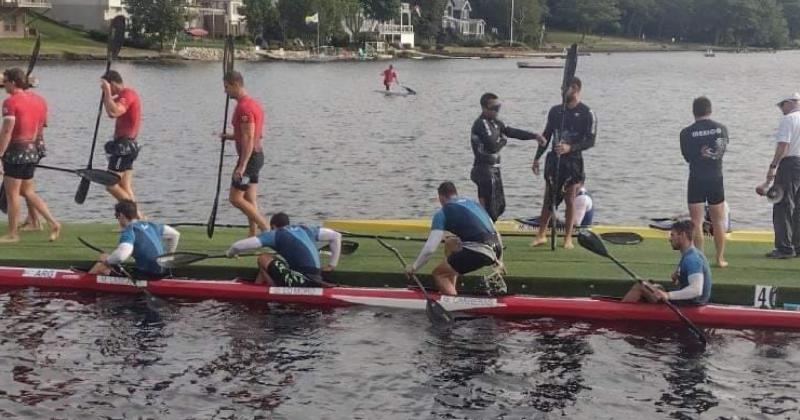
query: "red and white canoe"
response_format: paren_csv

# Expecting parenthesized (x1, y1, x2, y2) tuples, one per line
(1, 266, 799, 331)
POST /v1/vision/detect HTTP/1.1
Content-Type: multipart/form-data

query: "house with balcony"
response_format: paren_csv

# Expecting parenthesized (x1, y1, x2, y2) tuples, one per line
(0, 0, 50, 38)
(354, 2, 414, 48)
(185, 0, 245, 37)
(47, 0, 121, 32)
(442, 0, 484, 38)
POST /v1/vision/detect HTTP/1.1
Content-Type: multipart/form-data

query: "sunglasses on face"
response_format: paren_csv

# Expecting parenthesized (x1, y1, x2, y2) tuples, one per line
(488, 104, 501, 112)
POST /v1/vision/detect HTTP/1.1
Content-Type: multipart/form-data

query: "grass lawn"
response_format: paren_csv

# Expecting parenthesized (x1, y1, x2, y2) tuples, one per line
(0, 222, 797, 306)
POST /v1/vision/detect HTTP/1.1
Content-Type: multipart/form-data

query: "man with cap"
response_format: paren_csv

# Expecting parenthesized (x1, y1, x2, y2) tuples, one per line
(764, 92, 800, 258)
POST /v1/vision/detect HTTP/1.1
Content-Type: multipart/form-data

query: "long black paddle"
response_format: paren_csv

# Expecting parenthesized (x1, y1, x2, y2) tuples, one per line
(156, 240, 360, 269)
(0, 35, 41, 214)
(74, 16, 125, 204)
(342, 229, 643, 245)
(375, 237, 454, 327)
(576, 230, 707, 345)
(77, 236, 170, 311)
(550, 43, 578, 251)
(341, 230, 426, 242)
(37, 164, 121, 186)
(207, 35, 235, 238)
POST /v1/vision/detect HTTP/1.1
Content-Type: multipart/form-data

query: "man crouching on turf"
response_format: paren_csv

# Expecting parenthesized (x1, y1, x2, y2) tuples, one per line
(226, 212, 342, 287)
(90, 200, 180, 278)
(406, 181, 503, 296)
(622, 220, 712, 305)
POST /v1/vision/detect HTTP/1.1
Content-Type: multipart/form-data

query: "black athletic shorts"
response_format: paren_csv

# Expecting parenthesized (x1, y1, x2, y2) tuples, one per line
(2, 162, 36, 180)
(447, 240, 502, 275)
(265, 259, 320, 287)
(687, 176, 724, 205)
(232, 151, 265, 191)
(106, 139, 139, 172)
(544, 153, 585, 205)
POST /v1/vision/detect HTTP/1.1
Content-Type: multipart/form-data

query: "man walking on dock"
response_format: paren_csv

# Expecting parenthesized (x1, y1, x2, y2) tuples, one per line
(219, 70, 268, 236)
(101, 70, 142, 207)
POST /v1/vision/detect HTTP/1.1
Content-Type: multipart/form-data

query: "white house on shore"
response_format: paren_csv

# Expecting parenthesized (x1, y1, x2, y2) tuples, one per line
(345, 2, 414, 48)
(0, 0, 50, 38)
(185, 0, 246, 37)
(47, 0, 122, 32)
(442, 0, 485, 38)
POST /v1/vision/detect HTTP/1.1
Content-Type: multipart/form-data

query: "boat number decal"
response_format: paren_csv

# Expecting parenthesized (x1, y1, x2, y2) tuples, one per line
(439, 295, 497, 306)
(97, 276, 145, 287)
(21, 268, 57, 278)
(754, 285, 777, 309)
(270, 287, 323, 296)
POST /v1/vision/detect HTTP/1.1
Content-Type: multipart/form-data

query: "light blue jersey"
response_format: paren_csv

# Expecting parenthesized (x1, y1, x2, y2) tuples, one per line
(119, 221, 165, 275)
(675, 246, 712, 305)
(431, 197, 497, 242)
(257, 225, 321, 274)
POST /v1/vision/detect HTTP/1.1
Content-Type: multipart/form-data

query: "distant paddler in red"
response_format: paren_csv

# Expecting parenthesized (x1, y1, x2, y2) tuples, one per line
(381, 64, 398, 91)
(0, 68, 60, 243)
(100, 70, 141, 206)
(219, 70, 268, 236)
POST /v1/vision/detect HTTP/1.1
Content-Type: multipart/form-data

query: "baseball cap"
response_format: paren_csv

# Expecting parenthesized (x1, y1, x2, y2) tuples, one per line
(776, 92, 800, 106)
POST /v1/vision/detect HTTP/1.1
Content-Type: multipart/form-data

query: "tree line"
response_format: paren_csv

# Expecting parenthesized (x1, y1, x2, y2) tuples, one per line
(121, 0, 800, 50)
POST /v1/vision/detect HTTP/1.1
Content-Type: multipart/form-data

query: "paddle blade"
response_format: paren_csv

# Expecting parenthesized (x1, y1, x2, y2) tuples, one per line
(561, 44, 578, 102)
(403, 85, 416, 95)
(319, 240, 359, 255)
(109, 16, 126, 59)
(26, 35, 41, 79)
(600, 232, 644, 245)
(577, 230, 610, 257)
(206, 201, 217, 238)
(156, 252, 209, 269)
(427, 299, 455, 327)
(76, 168, 121, 186)
(74, 178, 91, 204)
(0, 184, 7, 214)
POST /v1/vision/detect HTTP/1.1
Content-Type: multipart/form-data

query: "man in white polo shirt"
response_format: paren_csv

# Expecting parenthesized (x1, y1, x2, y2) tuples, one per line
(765, 93, 800, 258)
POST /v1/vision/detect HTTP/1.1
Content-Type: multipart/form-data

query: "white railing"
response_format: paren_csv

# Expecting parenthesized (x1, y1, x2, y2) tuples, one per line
(1, 0, 51, 8)
(376, 23, 413, 34)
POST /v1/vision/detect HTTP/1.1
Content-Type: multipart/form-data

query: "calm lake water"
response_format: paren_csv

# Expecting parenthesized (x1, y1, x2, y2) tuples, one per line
(12, 51, 795, 228)
(0, 289, 798, 419)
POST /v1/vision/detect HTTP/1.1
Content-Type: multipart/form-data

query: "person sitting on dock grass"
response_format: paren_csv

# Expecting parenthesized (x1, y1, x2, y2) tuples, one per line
(226, 212, 342, 287)
(89, 200, 180, 279)
(622, 220, 712, 305)
(406, 181, 504, 296)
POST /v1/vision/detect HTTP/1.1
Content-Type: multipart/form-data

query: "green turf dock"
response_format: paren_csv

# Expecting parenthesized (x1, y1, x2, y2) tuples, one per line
(0, 222, 798, 307)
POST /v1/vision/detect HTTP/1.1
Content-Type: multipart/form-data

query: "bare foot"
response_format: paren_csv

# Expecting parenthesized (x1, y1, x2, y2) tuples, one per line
(564, 241, 574, 249)
(18, 221, 42, 232)
(0, 234, 20, 243)
(716, 259, 729, 268)
(48, 222, 61, 242)
(529, 236, 547, 247)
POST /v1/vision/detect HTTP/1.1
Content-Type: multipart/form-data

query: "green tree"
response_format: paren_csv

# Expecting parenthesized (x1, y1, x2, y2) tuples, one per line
(241, 0, 279, 41)
(780, 0, 800, 39)
(360, 0, 401, 21)
(126, 0, 185, 51)
(410, 0, 447, 45)
(340, 0, 366, 41)
(617, 0, 656, 37)
(553, 0, 620, 41)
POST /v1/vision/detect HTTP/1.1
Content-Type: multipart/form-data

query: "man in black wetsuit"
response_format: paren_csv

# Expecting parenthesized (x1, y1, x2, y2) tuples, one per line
(531, 77, 596, 249)
(680, 96, 729, 267)
(470, 92, 544, 221)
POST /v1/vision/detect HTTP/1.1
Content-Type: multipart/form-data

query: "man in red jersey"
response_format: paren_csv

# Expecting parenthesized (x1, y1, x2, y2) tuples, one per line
(18, 75, 47, 231)
(220, 70, 268, 236)
(381, 64, 397, 91)
(0, 68, 59, 242)
(101, 70, 141, 205)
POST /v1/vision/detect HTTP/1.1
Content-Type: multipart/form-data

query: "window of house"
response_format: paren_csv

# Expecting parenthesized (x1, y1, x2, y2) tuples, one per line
(4, 15, 18, 33)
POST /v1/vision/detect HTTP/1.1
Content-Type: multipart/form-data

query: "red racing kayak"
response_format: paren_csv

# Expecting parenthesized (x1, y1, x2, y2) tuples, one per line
(1, 266, 798, 331)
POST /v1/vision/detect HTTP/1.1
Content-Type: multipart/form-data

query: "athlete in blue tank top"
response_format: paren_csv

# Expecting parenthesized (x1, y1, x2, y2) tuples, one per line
(622, 219, 712, 305)
(407, 182, 502, 296)
(89, 200, 181, 278)
(227, 212, 342, 286)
